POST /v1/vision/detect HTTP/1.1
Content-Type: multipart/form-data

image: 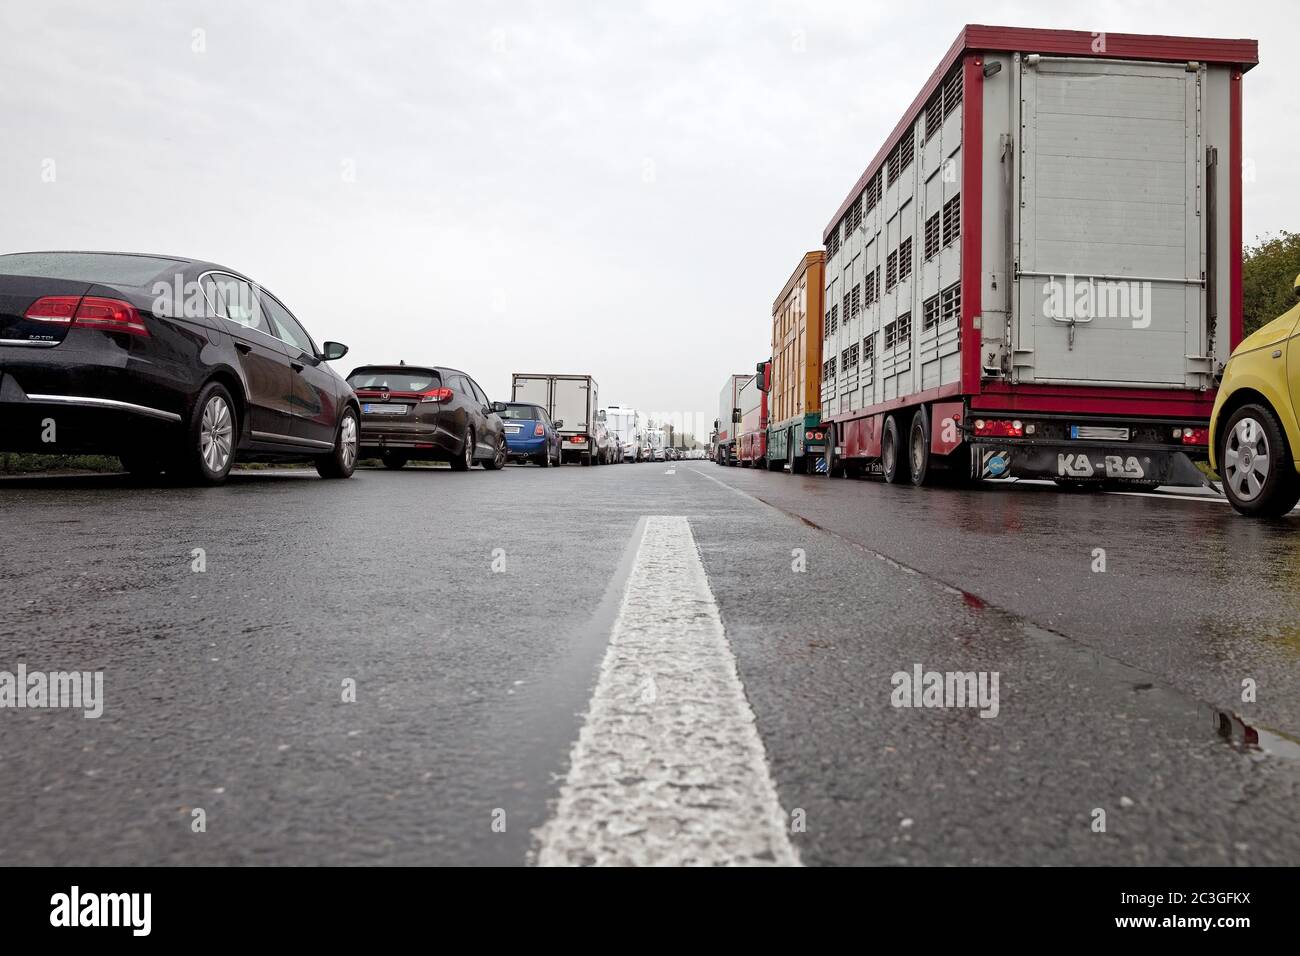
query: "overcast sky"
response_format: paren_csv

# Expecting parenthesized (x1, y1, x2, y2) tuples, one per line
(1, 1, 1292, 430)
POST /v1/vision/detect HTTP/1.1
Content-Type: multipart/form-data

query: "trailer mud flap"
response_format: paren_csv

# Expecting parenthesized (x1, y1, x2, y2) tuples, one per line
(972, 443, 1207, 487)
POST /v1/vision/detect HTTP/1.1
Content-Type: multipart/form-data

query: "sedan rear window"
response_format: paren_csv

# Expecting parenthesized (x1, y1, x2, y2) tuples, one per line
(0, 252, 186, 286)
(348, 368, 439, 391)
(500, 404, 543, 421)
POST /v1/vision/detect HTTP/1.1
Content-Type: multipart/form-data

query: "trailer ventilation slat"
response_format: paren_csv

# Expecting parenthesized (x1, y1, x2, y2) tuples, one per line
(942, 194, 961, 247)
(924, 213, 940, 260)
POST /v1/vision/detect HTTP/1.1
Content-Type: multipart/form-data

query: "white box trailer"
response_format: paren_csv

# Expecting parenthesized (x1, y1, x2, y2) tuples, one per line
(645, 427, 666, 461)
(818, 25, 1256, 487)
(602, 405, 644, 462)
(511, 373, 600, 465)
(714, 373, 753, 465)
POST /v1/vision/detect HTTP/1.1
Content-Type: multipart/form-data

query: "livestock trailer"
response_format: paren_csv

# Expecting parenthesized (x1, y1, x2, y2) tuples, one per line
(766, 251, 827, 474)
(818, 24, 1256, 486)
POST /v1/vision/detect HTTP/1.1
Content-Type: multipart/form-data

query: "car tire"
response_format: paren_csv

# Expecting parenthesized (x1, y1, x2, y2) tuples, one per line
(881, 414, 910, 484)
(482, 434, 507, 470)
(908, 407, 932, 487)
(536, 448, 550, 467)
(316, 406, 359, 479)
(381, 452, 408, 470)
(553, 443, 562, 466)
(1219, 403, 1300, 517)
(450, 428, 474, 471)
(172, 381, 237, 485)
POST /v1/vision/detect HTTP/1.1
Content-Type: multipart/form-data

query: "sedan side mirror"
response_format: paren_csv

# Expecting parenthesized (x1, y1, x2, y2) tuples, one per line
(553, 419, 564, 429)
(321, 341, 349, 361)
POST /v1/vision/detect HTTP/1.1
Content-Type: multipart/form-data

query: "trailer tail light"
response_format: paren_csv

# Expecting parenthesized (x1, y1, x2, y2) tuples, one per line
(805, 430, 825, 441)
(1179, 427, 1209, 445)
(569, 435, 585, 443)
(534, 423, 545, 436)
(26, 295, 148, 336)
(973, 418, 1023, 438)
(419, 388, 454, 403)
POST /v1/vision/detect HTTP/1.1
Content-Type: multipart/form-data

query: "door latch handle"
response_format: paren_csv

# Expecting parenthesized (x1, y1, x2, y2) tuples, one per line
(291, 361, 305, 372)
(234, 342, 251, 354)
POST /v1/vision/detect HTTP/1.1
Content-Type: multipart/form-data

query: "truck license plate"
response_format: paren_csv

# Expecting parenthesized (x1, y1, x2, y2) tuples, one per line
(1058, 454, 1146, 479)
(1071, 425, 1130, 441)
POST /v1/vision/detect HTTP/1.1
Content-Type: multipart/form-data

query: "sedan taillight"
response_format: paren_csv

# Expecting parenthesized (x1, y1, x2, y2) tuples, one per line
(25, 295, 148, 337)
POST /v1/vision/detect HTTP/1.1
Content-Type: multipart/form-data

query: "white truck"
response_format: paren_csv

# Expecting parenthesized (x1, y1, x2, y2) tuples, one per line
(602, 405, 643, 462)
(644, 427, 666, 462)
(511, 373, 600, 466)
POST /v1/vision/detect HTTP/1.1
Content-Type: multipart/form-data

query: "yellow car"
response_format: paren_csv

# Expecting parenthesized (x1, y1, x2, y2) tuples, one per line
(1209, 274, 1300, 516)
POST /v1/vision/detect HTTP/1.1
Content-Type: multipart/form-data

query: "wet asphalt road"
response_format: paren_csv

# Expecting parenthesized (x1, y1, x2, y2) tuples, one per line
(1, 460, 1298, 865)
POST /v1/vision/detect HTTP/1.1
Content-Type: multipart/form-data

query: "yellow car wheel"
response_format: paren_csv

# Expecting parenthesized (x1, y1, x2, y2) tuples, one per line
(1219, 403, 1300, 517)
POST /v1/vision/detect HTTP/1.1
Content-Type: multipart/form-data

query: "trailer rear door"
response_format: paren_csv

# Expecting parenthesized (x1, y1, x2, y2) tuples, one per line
(553, 377, 593, 435)
(512, 375, 551, 413)
(1016, 57, 1204, 388)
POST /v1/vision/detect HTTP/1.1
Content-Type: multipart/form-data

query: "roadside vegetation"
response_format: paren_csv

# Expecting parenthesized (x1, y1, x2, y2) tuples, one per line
(1243, 230, 1300, 336)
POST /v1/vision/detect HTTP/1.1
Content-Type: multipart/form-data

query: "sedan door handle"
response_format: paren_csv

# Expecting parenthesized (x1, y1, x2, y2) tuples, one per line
(234, 342, 252, 354)
(290, 361, 305, 372)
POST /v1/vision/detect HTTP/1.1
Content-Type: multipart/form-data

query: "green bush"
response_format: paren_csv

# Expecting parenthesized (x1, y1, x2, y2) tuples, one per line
(1243, 231, 1300, 337)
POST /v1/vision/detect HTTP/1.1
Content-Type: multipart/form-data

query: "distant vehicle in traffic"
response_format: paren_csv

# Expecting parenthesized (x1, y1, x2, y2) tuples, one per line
(348, 364, 506, 471)
(0, 250, 358, 484)
(603, 404, 643, 462)
(593, 418, 617, 465)
(512, 372, 600, 465)
(645, 427, 666, 462)
(498, 401, 562, 467)
(1210, 274, 1300, 516)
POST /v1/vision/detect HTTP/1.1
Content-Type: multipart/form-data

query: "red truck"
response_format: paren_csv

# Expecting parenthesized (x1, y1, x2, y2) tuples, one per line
(737, 360, 772, 467)
(815, 25, 1255, 487)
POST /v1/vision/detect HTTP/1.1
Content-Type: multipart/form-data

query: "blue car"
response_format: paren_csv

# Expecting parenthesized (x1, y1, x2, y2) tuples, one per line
(500, 402, 563, 466)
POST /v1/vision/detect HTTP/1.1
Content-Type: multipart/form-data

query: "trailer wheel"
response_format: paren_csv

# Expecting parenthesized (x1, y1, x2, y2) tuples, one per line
(881, 415, 911, 484)
(908, 407, 932, 486)
(822, 425, 843, 478)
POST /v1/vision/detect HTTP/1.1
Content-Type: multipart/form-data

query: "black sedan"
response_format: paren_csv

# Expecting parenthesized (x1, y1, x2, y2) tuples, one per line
(347, 364, 507, 471)
(0, 251, 359, 484)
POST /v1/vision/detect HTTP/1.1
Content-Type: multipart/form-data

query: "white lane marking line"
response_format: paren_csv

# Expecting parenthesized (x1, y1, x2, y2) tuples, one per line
(535, 515, 799, 867)
(664, 468, 676, 475)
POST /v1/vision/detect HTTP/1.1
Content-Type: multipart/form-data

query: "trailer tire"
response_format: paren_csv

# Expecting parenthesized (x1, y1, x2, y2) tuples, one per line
(908, 407, 932, 486)
(881, 415, 910, 484)
(822, 424, 844, 478)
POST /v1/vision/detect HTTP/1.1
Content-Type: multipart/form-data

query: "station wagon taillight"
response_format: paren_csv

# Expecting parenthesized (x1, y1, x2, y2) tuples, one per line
(419, 387, 454, 403)
(24, 295, 148, 337)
